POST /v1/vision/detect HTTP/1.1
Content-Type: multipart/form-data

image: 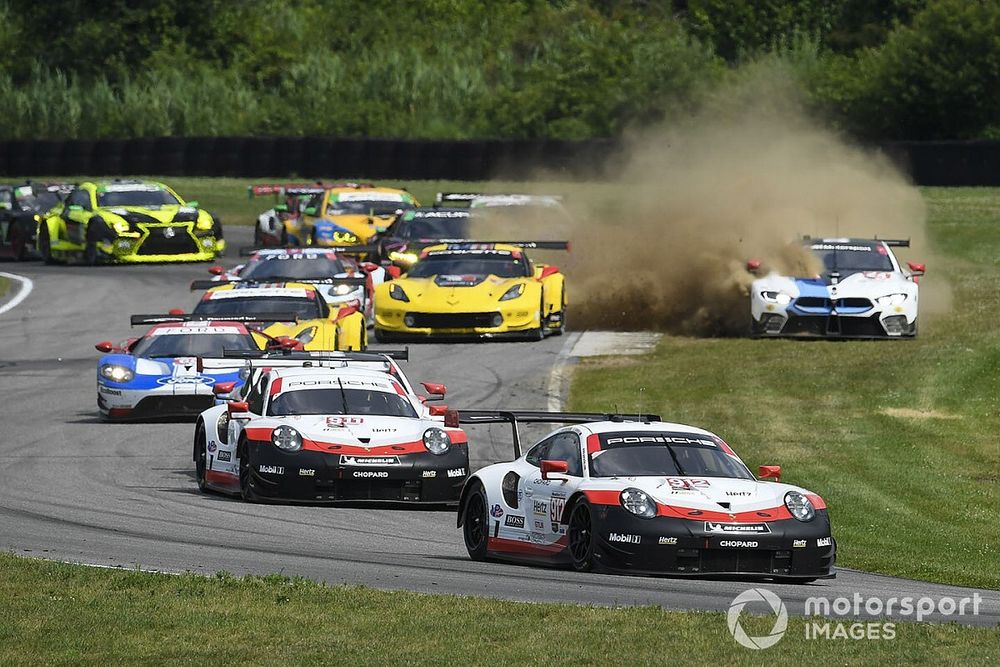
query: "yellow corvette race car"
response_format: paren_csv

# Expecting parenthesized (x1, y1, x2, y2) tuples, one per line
(39, 180, 225, 264)
(189, 279, 368, 351)
(374, 242, 568, 341)
(301, 185, 417, 247)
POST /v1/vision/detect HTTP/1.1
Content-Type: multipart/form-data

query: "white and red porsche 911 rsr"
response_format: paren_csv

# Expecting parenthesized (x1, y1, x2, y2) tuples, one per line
(193, 351, 467, 504)
(456, 412, 835, 581)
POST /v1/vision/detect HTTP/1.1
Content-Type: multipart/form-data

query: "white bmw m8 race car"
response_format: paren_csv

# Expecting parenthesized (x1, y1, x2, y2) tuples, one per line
(749, 237, 924, 338)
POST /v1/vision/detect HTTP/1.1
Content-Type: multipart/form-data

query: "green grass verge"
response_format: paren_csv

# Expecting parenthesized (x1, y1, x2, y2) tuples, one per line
(570, 186, 1000, 590)
(0, 554, 994, 666)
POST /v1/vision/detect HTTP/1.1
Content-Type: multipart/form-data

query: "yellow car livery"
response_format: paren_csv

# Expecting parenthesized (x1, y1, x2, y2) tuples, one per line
(190, 281, 367, 351)
(302, 186, 417, 247)
(40, 180, 225, 264)
(374, 242, 567, 341)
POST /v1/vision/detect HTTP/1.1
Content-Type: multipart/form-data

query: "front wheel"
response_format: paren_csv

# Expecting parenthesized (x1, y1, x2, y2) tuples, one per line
(84, 219, 107, 266)
(568, 502, 597, 572)
(194, 423, 209, 492)
(237, 438, 258, 503)
(461, 482, 490, 561)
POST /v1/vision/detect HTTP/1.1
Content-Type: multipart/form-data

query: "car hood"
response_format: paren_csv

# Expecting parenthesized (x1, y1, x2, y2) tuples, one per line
(252, 415, 428, 447)
(753, 270, 915, 299)
(100, 205, 203, 224)
(585, 476, 813, 515)
(396, 275, 527, 302)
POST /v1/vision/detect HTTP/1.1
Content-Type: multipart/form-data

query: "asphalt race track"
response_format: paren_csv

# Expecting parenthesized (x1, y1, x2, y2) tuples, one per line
(0, 227, 997, 627)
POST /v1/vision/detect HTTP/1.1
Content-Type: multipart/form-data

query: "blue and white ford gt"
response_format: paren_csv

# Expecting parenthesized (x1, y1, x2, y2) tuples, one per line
(94, 315, 282, 421)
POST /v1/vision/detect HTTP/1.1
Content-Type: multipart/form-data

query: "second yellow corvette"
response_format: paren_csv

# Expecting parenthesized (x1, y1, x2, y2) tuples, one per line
(374, 242, 567, 341)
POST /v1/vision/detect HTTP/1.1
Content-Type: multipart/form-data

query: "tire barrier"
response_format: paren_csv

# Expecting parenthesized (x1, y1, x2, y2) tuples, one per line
(0, 136, 997, 185)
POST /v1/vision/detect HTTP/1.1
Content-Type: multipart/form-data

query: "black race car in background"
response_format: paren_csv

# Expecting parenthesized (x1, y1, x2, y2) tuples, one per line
(373, 207, 471, 269)
(0, 182, 72, 260)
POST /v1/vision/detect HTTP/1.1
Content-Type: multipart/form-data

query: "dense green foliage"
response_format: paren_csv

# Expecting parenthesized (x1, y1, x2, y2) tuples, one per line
(0, 0, 996, 140)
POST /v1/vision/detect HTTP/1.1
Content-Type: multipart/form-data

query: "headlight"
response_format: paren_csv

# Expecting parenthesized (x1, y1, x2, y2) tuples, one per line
(388, 251, 419, 266)
(333, 231, 358, 244)
(422, 427, 451, 455)
(216, 412, 230, 442)
(784, 491, 815, 522)
(330, 284, 354, 297)
(99, 364, 134, 383)
(196, 219, 213, 230)
(620, 487, 656, 519)
(761, 291, 792, 305)
(272, 425, 302, 452)
(875, 293, 907, 306)
(296, 326, 318, 344)
(499, 284, 524, 301)
(389, 283, 409, 302)
(112, 220, 129, 234)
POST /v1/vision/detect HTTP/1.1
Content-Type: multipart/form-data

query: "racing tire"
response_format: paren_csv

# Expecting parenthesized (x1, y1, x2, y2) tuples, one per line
(359, 321, 368, 351)
(237, 437, 259, 503)
(461, 482, 490, 561)
(83, 218, 107, 266)
(10, 226, 27, 261)
(38, 223, 57, 265)
(568, 501, 597, 572)
(549, 289, 566, 336)
(527, 295, 545, 341)
(280, 225, 289, 247)
(194, 422, 209, 493)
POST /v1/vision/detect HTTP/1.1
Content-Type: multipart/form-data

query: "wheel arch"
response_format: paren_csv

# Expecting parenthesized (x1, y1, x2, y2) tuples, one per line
(456, 475, 485, 528)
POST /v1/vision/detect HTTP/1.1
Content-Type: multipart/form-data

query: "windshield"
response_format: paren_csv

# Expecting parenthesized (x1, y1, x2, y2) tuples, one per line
(241, 256, 348, 281)
(810, 243, 894, 273)
(408, 253, 529, 278)
(193, 296, 322, 319)
(327, 200, 412, 217)
(97, 188, 180, 207)
(589, 434, 753, 480)
(268, 388, 417, 417)
(18, 192, 61, 212)
(130, 332, 258, 358)
(403, 217, 470, 239)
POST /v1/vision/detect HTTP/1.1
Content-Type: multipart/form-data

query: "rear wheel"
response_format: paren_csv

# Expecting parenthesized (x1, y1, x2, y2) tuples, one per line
(568, 502, 596, 571)
(39, 223, 56, 264)
(461, 482, 490, 561)
(194, 423, 209, 492)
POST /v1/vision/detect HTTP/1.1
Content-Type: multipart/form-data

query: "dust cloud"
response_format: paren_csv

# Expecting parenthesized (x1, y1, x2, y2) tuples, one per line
(480, 75, 938, 335)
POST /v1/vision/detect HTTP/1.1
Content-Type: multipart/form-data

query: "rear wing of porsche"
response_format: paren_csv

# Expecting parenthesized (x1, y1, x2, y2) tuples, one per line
(130, 312, 300, 326)
(435, 192, 564, 206)
(877, 238, 910, 247)
(237, 244, 379, 257)
(452, 410, 661, 458)
(189, 277, 367, 291)
(222, 348, 409, 362)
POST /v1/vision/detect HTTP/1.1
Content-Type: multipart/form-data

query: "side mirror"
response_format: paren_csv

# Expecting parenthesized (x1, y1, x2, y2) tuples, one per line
(444, 409, 460, 428)
(168, 308, 185, 316)
(213, 381, 237, 396)
(758, 465, 782, 481)
(537, 265, 560, 280)
(421, 382, 447, 399)
(907, 261, 925, 276)
(747, 259, 762, 274)
(187, 200, 200, 208)
(274, 204, 288, 212)
(208, 265, 224, 275)
(541, 459, 569, 480)
(228, 401, 252, 419)
(95, 341, 114, 353)
(386, 265, 402, 279)
(429, 404, 449, 416)
(303, 206, 317, 216)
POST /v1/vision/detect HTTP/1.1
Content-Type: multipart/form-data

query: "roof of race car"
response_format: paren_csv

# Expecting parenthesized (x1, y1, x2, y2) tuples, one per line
(328, 187, 415, 203)
(267, 367, 406, 396)
(87, 180, 170, 192)
(202, 282, 319, 300)
(404, 208, 470, 220)
(146, 321, 252, 336)
(420, 242, 524, 257)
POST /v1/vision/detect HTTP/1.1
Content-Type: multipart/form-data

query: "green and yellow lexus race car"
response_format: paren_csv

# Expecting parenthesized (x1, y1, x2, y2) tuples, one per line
(39, 180, 225, 264)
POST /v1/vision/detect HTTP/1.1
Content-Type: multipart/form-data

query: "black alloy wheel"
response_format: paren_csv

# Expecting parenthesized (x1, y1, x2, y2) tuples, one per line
(462, 483, 490, 560)
(568, 502, 596, 572)
(237, 438, 257, 503)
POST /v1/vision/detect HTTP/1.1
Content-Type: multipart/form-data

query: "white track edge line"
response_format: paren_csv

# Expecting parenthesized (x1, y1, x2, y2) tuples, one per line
(546, 331, 582, 412)
(0, 271, 34, 315)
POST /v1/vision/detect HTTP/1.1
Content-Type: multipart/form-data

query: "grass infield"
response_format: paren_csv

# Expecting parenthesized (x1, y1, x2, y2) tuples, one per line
(570, 187, 1000, 590)
(0, 554, 995, 666)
